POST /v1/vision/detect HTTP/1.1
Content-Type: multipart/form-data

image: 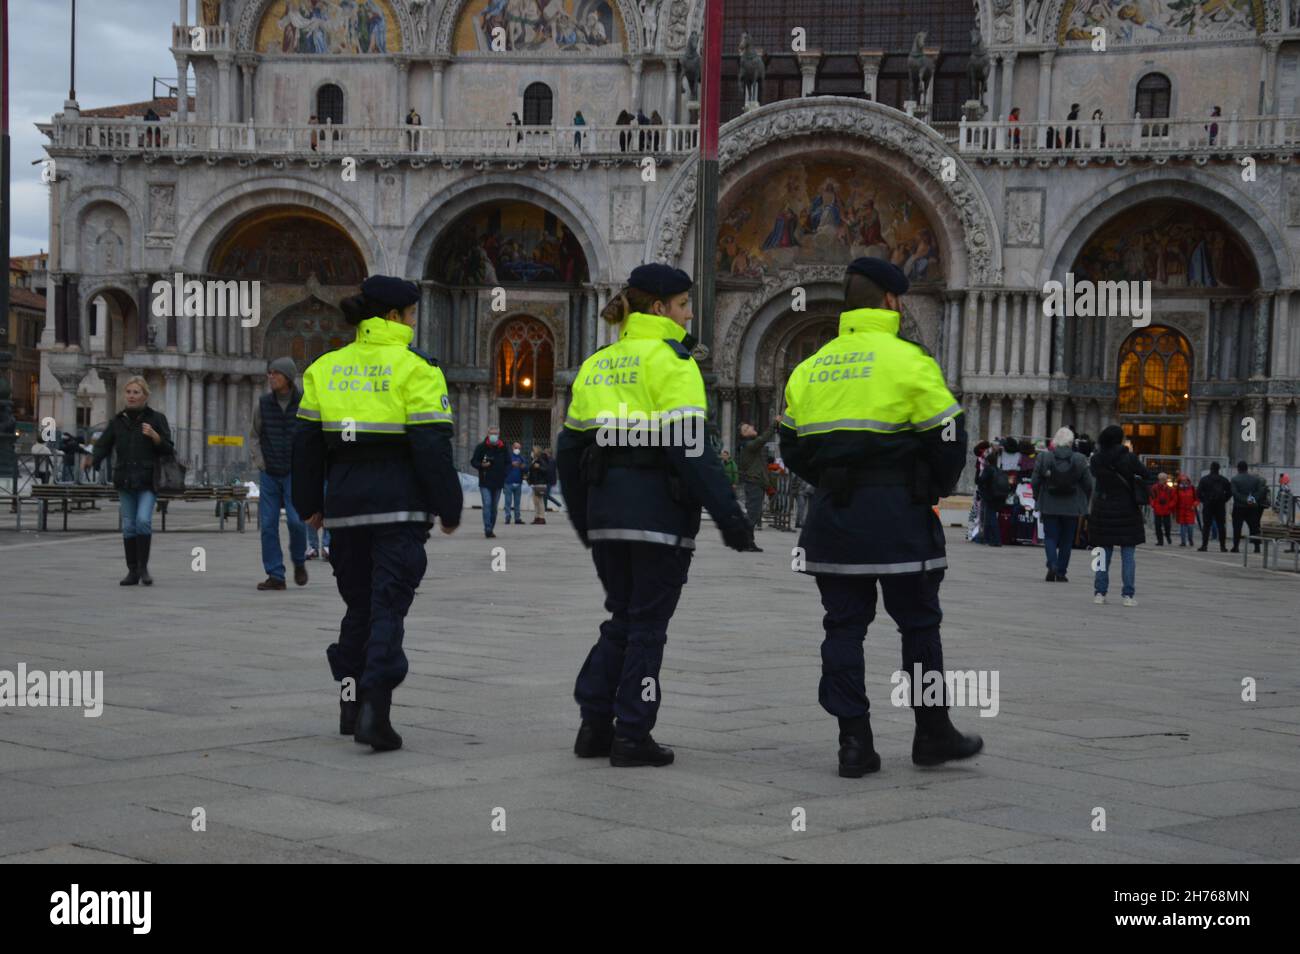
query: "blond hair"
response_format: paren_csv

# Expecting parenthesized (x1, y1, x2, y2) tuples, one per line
(123, 375, 150, 398)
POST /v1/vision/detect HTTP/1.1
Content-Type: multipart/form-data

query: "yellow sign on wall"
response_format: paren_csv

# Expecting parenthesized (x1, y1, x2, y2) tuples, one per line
(208, 435, 244, 447)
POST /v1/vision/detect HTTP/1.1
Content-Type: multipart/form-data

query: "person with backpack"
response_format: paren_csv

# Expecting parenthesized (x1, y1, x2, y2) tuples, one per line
(976, 443, 1010, 546)
(1148, 472, 1176, 546)
(1088, 425, 1154, 606)
(1196, 462, 1232, 552)
(1030, 426, 1093, 582)
(1173, 473, 1198, 547)
(1230, 460, 1270, 553)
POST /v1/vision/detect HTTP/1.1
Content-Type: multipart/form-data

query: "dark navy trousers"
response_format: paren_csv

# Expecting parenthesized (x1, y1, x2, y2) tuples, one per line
(326, 523, 429, 694)
(814, 570, 947, 719)
(575, 541, 692, 741)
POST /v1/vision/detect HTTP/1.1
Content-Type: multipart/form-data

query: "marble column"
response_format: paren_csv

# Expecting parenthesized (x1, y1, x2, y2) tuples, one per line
(1252, 290, 1272, 378)
(225, 376, 242, 444)
(237, 55, 257, 122)
(1050, 398, 1065, 436)
(1206, 298, 1219, 379)
(204, 375, 222, 476)
(980, 291, 994, 374)
(215, 53, 233, 124)
(173, 368, 190, 462)
(1031, 396, 1048, 438)
(164, 370, 180, 428)
(963, 290, 979, 376)
(430, 60, 446, 127)
(1010, 395, 1026, 436)
(965, 394, 983, 443)
(1270, 290, 1290, 379)
(395, 58, 410, 123)
(664, 59, 679, 123)
(944, 293, 962, 385)
(100, 370, 119, 422)
(993, 293, 1008, 374)
(1000, 52, 1018, 121)
(1037, 295, 1052, 376)
(629, 58, 643, 113)
(1036, 51, 1054, 125)
(1220, 299, 1238, 379)
(1247, 398, 1266, 463)
(174, 55, 190, 124)
(718, 388, 735, 452)
(1009, 293, 1023, 376)
(1267, 398, 1289, 464)
(987, 395, 1004, 439)
(477, 384, 490, 436)
(454, 383, 470, 464)
(797, 52, 820, 96)
(1023, 292, 1038, 375)
(858, 51, 883, 101)
(1052, 313, 1067, 377)
(188, 372, 205, 471)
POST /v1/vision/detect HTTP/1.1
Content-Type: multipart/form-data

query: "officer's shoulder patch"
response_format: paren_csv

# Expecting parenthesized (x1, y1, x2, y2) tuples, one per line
(663, 338, 692, 360)
(407, 345, 439, 367)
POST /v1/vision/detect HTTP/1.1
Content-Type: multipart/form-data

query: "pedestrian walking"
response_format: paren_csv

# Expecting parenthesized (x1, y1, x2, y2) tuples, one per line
(292, 276, 463, 751)
(527, 446, 549, 524)
(87, 376, 175, 587)
(1029, 426, 1093, 581)
(1174, 472, 1197, 546)
(1230, 459, 1269, 553)
(780, 257, 981, 777)
(736, 418, 777, 546)
(1196, 461, 1232, 551)
(1088, 425, 1153, 606)
(976, 442, 1009, 546)
(504, 439, 526, 524)
(472, 425, 509, 537)
(558, 263, 754, 768)
(250, 356, 309, 591)
(1149, 471, 1176, 546)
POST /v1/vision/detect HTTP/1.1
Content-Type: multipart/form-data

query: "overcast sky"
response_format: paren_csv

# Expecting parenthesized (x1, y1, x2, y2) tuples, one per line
(9, 0, 182, 255)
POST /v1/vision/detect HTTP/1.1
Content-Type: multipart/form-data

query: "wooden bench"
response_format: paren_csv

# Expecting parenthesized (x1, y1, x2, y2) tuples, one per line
(29, 484, 250, 532)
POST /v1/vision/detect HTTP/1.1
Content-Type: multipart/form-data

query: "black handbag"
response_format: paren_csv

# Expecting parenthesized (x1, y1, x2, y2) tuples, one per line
(154, 454, 187, 494)
(1109, 456, 1147, 507)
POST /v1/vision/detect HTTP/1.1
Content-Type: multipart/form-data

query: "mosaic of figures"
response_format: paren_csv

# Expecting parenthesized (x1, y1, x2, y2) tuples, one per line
(454, 0, 625, 53)
(211, 211, 367, 285)
(717, 160, 943, 284)
(431, 201, 590, 285)
(257, 0, 403, 54)
(1072, 200, 1258, 289)
(1060, 0, 1260, 43)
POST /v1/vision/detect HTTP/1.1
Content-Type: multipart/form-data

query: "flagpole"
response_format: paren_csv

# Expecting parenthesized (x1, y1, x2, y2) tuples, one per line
(691, 0, 723, 361)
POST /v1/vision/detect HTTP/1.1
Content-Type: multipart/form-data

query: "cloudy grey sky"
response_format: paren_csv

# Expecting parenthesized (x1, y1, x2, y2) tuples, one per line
(9, 0, 182, 254)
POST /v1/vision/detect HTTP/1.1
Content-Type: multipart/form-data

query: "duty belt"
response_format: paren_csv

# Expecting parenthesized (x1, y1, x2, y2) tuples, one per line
(821, 462, 914, 506)
(603, 447, 669, 469)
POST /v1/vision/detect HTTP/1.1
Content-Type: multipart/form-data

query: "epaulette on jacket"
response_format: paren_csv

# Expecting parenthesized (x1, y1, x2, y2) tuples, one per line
(408, 345, 439, 366)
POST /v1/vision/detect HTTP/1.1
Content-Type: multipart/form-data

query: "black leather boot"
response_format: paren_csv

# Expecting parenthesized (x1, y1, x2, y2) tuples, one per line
(609, 734, 674, 767)
(339, 693, 360, 735)
(574, 720, 614, 758)
(136, 535, 153, 586)
(119, 537, 139, 586)
(912, 705, 984, 766)
(837, 715, 881, 778)
(354, 689, 402, 751)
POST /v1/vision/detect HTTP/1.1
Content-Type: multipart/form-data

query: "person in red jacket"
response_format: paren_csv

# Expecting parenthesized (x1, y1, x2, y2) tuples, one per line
(1149, 471, 1176, 546)
(1173, 472, 1198, 547)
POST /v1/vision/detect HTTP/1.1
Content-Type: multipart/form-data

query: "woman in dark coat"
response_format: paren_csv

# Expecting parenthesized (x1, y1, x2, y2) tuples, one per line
(1088, 424, 1153, 606)
(87, 376, 174, 586)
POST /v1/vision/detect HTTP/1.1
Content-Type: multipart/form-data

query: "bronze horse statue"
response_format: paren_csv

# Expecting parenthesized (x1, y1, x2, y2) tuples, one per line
(682, 31, 700, 101)
(907, 31, 935, 107)
(738, 32, 765, 105)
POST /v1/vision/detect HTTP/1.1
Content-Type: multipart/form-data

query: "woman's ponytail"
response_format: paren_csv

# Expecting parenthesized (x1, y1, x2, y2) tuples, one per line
(600, 285, 659, 323)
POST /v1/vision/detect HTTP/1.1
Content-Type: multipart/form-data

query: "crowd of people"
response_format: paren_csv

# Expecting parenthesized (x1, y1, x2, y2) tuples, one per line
(972, 425, 1276, 605)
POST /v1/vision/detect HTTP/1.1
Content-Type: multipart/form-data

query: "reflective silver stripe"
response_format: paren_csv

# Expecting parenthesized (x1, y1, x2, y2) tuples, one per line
(661, 405, 706, 417)
(407, 411, 453, 423)
(780, 414, 796, 427)
(912, 404, 963, 432)
(327, 510, 429, 528)
(587, 528, 696, 550)
(321, 420, 406, 432)
(566, 415, 599, 430)
(298, 408, 321, 420)
(795, 417, 909, 436)
(802, 557, 948, 575)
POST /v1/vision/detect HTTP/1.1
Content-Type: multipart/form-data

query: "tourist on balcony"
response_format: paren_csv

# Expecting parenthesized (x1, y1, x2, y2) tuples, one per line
(637, 109, 651, 151)
(142, 107, 160, 148)
(1065, 103, 1080, 148)
(573, 110, 586, 151)
(1207, 106, 1221, 146)
(1008, 106, 1021, 149)
(1092, 108, 1106, 148)
(616, 109, 633, 151)
(650, 110, 663, 151)
(309, 114, 320, 152)
(510, 111, 523, 147)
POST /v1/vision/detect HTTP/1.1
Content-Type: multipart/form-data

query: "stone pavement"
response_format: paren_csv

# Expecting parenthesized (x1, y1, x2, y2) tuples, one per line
(2, 502, 1298, 864)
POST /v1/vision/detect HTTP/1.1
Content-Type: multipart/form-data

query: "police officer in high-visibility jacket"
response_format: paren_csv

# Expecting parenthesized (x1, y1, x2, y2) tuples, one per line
(292, 276, 463, 752)
(779, 257, 983, 778)
(558, 264, 754, 767)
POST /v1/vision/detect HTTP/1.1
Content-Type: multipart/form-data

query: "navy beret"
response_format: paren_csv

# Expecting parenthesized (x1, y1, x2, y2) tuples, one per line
(846, 257, 909, 296)
(629, 263, 692, 298)
(361, 275, 420, 310)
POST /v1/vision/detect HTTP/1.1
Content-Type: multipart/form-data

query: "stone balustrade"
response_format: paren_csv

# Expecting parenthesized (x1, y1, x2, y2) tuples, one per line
(958, 113, 1300, 155)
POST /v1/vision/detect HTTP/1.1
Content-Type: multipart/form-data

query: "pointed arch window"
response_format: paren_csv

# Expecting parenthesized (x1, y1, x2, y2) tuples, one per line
(1116, 326, 1191, 416)
(496, 317, 554, 399)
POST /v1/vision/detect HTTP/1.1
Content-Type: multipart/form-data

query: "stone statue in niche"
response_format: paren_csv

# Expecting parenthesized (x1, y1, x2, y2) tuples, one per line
(639, 0, 658, 50)
(95, 225, 125, 273)
(148, 185, 175, 233)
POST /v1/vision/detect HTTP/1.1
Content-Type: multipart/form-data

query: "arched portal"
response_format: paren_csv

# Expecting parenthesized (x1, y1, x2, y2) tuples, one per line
(88, 288, 139, 359)
(209, 206, 366, 285)
(262, 297, 351, 368)
(494, 315, 556, 452)
(427, 200, 590, 286)
(1116, 325, 1192, 459)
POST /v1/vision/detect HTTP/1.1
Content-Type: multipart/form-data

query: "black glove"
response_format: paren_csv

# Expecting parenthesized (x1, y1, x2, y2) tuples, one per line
(721, 522, 754, 552)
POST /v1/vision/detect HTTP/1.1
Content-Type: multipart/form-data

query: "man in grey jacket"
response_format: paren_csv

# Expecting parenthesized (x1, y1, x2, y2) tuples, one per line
(1230, 460, 1269, 554)
(1030, 426, 1094, 582)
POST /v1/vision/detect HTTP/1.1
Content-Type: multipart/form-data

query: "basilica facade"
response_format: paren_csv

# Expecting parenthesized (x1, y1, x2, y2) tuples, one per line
(36, 0, 1300, 488)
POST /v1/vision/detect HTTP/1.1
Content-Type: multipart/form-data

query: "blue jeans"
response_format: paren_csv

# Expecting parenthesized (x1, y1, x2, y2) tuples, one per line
(480, 486, 502, 531)
(1094, 545, 1136, 598)
(1178, 523, 1194, 545)
(1042, 515, 1078, 575)
(306, 523, 331, 552)
(119, 489, 157, 538)
(259, 471, 307, 580)
(503, 482, 522, 521)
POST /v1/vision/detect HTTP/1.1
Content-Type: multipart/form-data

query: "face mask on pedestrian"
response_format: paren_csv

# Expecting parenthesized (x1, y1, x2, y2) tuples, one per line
(513, 445, 521, 454)
(488, 432, 499, 442)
